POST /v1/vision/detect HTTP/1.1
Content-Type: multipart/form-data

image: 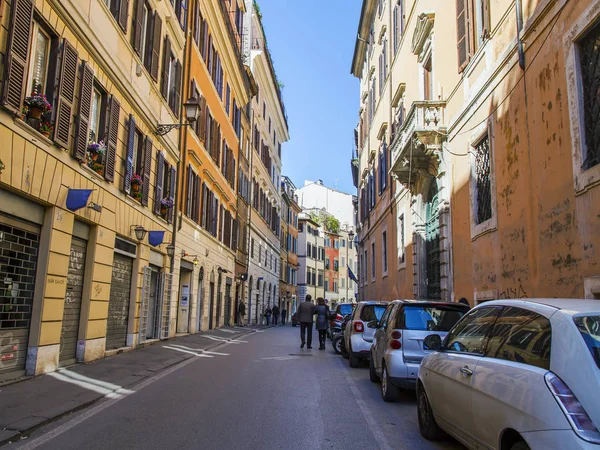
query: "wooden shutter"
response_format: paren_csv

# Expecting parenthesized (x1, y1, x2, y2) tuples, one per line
(104, 96, 120, 182)
(74, 61, 94, 161)
(232, 218, 238, 250)
(218, 205, 223, 241)
(173, 60, 181, 118)
(456, 0, 470, 72)
(201, 182, 208, 228)
(133, 0, 144, 56)
(199, 97, 207, 142)
(118, 0, 129, 33)
(154, 151, 165, 214)
(193, 0, 200, 44)
(142, 137, 152, 206)
(186, 164, 193, 216)
(168, 166, 176, 224)
(482, 0, 491, 38)
(1, 0, 33, 113)
(150, 13, 162, 81)
(124, 114, 136, 194)
(53, 39, 78, 148)
(160, 36, 171, 99)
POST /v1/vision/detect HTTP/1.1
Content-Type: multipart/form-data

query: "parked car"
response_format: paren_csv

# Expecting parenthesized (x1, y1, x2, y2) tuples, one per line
(332, 313, 353, 354)
(328, 303, 356, 339)
(417, 299, 600, 450)
(369, 300, 469, 401)
(343, 301, 388, 367)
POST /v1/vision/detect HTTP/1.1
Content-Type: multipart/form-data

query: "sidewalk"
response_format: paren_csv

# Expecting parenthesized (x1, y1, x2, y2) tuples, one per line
(0, 326, 267, 446)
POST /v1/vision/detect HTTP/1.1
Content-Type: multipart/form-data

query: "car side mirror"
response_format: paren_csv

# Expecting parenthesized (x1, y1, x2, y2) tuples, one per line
(341, 322, 347, 331)
(424, 334, 442, 351)
(367, 320, 379, 329)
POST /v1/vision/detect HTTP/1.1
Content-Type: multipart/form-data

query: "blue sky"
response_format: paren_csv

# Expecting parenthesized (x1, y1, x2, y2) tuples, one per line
(256, 0, 362, 194)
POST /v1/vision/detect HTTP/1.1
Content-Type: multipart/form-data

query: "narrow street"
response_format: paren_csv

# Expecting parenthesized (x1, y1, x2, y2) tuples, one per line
(8, 326, 463, 450)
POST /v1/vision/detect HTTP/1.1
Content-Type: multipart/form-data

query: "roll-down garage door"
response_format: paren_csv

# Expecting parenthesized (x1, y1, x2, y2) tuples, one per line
(106, 253, 133, 350)
(59, 237, 87, 366)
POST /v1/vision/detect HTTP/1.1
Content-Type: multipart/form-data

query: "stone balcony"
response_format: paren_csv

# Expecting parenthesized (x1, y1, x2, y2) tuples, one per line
(390, 100, 447, 190)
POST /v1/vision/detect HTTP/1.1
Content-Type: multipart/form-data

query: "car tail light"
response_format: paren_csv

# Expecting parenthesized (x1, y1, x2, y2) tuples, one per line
(353, 321, 364, 333)
(336, 314, 344, 321)
(390, 340, 401, 350)
(545, 373, 600, 443)
(391, 331, 402, 339)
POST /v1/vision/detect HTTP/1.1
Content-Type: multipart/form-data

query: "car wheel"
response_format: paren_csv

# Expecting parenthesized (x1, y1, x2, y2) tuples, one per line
(349, 343, 360, 368)
(369, 356, 380, 382)
(381, 363, 400, 402)
(333, 336, 342, 355)
(510, 441, 530, 450)
(417, 384, 444, 440)
(341, 339, 349, 359)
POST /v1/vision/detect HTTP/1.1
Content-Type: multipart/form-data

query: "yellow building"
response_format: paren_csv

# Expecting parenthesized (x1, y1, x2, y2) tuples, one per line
(0, 0, 186, 381)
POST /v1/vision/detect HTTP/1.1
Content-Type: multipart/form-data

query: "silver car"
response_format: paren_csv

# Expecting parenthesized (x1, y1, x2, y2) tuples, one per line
(369, 300, 469, 401)
(343, 301, 388, 368)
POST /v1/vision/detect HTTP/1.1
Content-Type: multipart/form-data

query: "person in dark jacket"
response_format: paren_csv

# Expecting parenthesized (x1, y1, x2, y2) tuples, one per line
(272, 305, 280, 325)
(264, 306, 272, 326)
(296, 294, 315, 348)
(281, 307, 287, 325)
(314, 298, 330, 350)
(238, 301, 246, 326)
(458, 297, 470, 308)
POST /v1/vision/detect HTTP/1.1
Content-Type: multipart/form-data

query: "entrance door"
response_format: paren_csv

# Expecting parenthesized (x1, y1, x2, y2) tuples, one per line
(196, 267, 204, 332)
(147, 267, 160, 339)
(208, 282, 215, 329)
(107, 253, 133, 349)
(0, 220, 40, 381)
(60, 237, 87, 366)
(425, 181, 441, 299)
(224, 282, 232, 327)
(216, 274, 222, 328)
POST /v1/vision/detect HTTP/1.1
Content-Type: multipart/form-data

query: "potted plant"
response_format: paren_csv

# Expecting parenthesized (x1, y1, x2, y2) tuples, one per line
(131, 174, 142, 192)
(132, 190, 142, 201)
(90, 162, 104, 176)
(87, 141, 106, 162)
(38, 121, 53, 138)
(24, 93, 51, 119)
(160, 197, 174, 217)
(20, 106, 29, 121)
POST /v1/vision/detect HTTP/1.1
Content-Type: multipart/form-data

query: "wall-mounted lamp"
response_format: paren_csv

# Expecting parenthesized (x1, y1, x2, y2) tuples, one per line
(166, 244, 175, 257)
(87, 202, 102, 212)
(131, 225, 147, 241)
(217, 267, 230, 274)
(182, 251, 200, 266)
(156, 97, 200, 136)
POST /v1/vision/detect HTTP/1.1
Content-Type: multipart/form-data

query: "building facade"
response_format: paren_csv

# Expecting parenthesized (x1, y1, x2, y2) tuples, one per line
(243, 0, 289, 324)
(352, 0, 600, 304)
(297, 215, 325, 305)
(279, 176, 299, 316)
(297, 180, 356, 230)
(0, 0, 186, 381)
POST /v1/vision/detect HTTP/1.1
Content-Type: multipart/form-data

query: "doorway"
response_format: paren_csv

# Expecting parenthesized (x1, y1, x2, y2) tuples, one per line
(146, 265, 161, 339)
(209, 281, 215, 330)
(196, 267, 204, 332)
(425, 180, 441, 299)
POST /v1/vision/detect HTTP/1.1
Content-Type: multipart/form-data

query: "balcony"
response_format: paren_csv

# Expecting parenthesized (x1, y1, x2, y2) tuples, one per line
(390, 100, 447, 191)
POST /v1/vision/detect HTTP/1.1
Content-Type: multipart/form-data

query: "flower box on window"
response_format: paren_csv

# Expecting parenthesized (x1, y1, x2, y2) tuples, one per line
(131, 174, 142, 192)
(160, 197, 174, 218)
(38, 121, 53, 138)
(24, 93, 52, 119)
(87, 141, 106, 161)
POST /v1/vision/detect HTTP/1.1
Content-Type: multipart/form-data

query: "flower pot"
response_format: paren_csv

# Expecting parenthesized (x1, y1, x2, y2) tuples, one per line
(29, 107, 44, 120)
(94, 166, 104, 175)
(160, 206, 168, 216)
(40, 131, 51, 138)
(132, 183, 140, 193)
(90, 153, 99, 161)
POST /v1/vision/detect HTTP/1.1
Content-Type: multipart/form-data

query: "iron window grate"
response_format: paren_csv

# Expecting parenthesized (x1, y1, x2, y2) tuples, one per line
(580, 21, 600, 170)
(475, 134, 492, 224)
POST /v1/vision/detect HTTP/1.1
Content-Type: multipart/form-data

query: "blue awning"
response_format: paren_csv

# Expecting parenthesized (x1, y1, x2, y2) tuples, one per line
(148, 231, 165, 247)
(65, 189, 93, 212)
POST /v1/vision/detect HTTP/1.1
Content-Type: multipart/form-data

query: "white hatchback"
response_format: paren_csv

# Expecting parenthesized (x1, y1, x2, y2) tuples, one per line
(417, 299, 600, 450)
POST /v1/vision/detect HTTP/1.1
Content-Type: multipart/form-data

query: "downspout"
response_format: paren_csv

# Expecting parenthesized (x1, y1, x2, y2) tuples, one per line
(515, 0, 526, 70)
(246, 107, 255, 323)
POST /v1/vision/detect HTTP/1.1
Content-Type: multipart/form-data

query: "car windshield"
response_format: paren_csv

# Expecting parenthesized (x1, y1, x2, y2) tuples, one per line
(360, 305, 387, 322)
(402, 305, 466, 332)
(574, 315, 600, 370)
(339, 304, 353, 316)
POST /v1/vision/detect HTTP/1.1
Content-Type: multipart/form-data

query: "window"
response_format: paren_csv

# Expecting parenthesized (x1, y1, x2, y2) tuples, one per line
(334, 259, 339, 272)
(371, 242, 375, 280)
(325, 258, 330, 270)
(318, 270, 324, 287)
(89, 86, 104, 141)
(341, 256, 346, 267)
(161, 37, 181, 117)
(393, 1, 405, 54)
(27, 23, 51, 96)
(341, 278, 345, 288)
(398, 213, 405, 264)
(251, 238, 254, 258)
(443, 306, 500, 354)
(485, 307, 551, 370)
(226, 84, 230, 115)
(360, 305, 387, 322)
(382, 231, 388, 274)
(263, 101, 266, 118)
(579, 22, 600, 170)
(399, 305, 467, 331)
(456, 0, 491, 71)
(423, 57, 433, 100)
(325, 279, 329, 291)
(334, 281, 338, 293)
(378, 142, 388, 193)
(106, 0, 129, 32)
(474, 132, 492, 224)
(364, 250, 368, 285)
(574, 315, 600, 369)
(349, 239, 353, 250)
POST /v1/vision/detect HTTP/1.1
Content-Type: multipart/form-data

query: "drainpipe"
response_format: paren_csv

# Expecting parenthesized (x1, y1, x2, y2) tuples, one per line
(246, 107, 255, 323)
(516, 0, 526, 70)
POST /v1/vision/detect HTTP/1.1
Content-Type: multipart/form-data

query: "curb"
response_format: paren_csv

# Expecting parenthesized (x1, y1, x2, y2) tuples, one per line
(0, 327, 264, 447)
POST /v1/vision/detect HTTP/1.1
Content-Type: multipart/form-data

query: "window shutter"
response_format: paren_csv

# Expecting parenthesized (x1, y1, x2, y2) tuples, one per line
(124, 114, 136, 194)
(456, 0, 470, 72)
(74, 61, 94, 161)
(1, 0, 33, 114)
(173, 60, 181, 118)
(168, 166, 176, 223)
(193, 1, 200, 44)
(186, 164, 193, 216)
(482, 0, 491, 38)
(133, 0, 144, 56)
(201, 182, 208, 228)
(154, 151, 165, 215)
(142, 137, 152, 206)
(199, 97, 207, 142)
(53, 39, 78, 149)
(160, 36, 171, 99)
(232, 218, 238, 250)
(104, 96, 120, 182)
(218, 205, 224, 241)
(150, 13, 162, 81)
(118, 0, 129, 33)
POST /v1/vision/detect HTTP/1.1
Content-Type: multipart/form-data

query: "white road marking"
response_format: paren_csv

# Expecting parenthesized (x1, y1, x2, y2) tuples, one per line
(218, 329, 236, 334)
(196, 335, 247, 343)
(162, 346, 213, 357)
(260, 356, 300, 361)
(169, 344, 229, 356)
(46, 371, 133, 399)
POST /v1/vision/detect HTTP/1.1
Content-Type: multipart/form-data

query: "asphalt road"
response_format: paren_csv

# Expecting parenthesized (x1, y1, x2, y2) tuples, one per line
(10, 326, 464, 450)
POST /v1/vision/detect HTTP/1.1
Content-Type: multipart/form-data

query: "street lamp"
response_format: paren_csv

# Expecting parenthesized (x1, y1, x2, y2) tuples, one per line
(166, 244, 175, 257)
(130, 225, 147, 241)
(156, 97, 200, 136)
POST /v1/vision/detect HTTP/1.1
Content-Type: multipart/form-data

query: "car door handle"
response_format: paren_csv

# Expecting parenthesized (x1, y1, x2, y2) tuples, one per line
(460, 366, 473, 376)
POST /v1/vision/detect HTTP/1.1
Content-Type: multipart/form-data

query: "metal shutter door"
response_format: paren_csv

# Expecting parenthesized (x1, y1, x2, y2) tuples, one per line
(106, 253, 133, 350)
(59, 237, 87, 365)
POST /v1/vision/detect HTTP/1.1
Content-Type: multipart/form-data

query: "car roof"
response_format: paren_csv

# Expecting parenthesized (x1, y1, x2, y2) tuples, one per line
(476, 298, 600, 315)
(358, 301, 388, 305)
(388, 299, 469, 307)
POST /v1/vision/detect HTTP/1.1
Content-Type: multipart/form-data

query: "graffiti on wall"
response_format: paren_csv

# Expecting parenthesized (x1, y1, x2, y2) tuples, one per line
(499, 279, 529, 299)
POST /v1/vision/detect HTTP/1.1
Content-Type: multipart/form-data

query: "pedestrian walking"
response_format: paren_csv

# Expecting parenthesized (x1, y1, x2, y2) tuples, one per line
(238, 300, 246, 327)
(264, 306, 272, 326)
(314, 298, 330, 350)
(458, 297, 470, 308)
(281, 307, 287, 326)
(272, 304, 280, 326)
(297, 294, 315, 349)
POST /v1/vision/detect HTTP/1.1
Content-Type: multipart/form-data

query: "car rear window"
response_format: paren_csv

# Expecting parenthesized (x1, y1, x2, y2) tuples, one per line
(338, 304, 353, 316)
(574, 315, 600, 370)
(400, 305, 466, 331)
(360, 305, 387, 322)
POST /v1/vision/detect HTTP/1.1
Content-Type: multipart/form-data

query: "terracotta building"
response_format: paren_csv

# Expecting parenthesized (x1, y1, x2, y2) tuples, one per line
(352, 0, 600, 304)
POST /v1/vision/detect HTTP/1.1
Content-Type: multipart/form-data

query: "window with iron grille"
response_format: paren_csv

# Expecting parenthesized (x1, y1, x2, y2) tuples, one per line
(474, 133, 492, 224)
(579, 21, 600, 170)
